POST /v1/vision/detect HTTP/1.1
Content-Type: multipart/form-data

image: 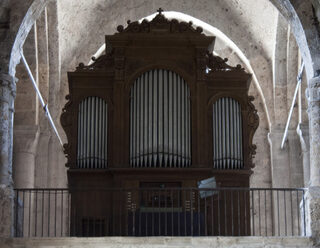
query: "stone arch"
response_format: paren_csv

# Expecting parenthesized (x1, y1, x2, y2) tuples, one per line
(6, 0, 318, 79)
(269, 0, 319, 80)
(4, 0, 317, 199)
(1, 0, 320, 241)
(8, 0, 50, 77)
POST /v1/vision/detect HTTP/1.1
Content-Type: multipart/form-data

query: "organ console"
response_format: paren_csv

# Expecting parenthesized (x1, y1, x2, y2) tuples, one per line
(61, 10, 259, 236)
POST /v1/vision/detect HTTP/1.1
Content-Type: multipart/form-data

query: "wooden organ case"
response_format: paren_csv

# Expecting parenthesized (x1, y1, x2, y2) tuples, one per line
(61, 11, 259, 237)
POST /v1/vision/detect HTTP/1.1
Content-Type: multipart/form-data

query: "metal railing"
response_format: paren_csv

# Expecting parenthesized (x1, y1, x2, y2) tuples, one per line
(14, 188, 306, 237)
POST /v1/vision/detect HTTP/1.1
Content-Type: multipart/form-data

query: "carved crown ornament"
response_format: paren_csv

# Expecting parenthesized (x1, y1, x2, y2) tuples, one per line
(76, 54, 114, 72)
(75, 8, 246, 74)
(206, 52, 246, 73)
(116, 8, 204, 34)
(247, 96, 259, 168)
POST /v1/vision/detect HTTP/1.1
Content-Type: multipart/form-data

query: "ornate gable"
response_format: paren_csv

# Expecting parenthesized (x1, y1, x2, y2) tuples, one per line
(206, 52, 246, 72)
(116, 8, 204, 35)
(75, 9, 248, 76)
(76, 54, 114, 72)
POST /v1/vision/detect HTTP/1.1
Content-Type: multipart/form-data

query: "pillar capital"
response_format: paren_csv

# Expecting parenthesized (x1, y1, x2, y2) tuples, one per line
(268, 127, 297, 150)
(0, 73, 17, 103)
(307, 76, 320, 104)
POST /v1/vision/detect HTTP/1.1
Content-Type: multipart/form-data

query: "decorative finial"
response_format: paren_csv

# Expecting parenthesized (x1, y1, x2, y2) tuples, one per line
(157, 8, 164, 14)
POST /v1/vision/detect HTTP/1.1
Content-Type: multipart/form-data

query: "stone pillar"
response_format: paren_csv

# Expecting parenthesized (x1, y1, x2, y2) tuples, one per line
(305, 76, 320, 245)
(270, 13, 291, 189)
(269, 128, 291, 188)
(0, 73, 16, 237)
(308, 77, 320, 187)
(296, 124, 310, 187)
(269, 128, 293, 236)
(13, 125, 39, 188)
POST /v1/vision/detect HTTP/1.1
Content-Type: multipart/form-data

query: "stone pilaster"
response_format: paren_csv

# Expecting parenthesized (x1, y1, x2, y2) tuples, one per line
(307, 77, 320, 187)
(13, 125, 39, 188)
(269, 128, 291, 188)
(0, 73, 16, 237)
(305, 76, 320, 245)
(296, 124, 310, 187)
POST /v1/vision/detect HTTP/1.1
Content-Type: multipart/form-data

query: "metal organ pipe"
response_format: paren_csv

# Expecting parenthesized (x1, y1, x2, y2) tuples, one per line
(213, 97, 243, 169)
(77, 97, 108, 169)
(130, 69, 191, 168)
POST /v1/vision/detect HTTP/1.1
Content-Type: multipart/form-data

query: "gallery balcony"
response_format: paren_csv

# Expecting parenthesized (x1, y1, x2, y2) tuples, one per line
(13, 187, 306, 238)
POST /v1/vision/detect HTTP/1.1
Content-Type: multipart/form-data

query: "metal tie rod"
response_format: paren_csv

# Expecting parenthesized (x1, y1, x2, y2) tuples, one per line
(280, 62, 305, 149)
(20, 51, 63, 146)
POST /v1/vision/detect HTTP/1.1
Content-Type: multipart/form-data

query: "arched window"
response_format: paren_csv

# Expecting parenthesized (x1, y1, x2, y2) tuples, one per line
(130, 69, 191, 168)
(213, 97, 243, 169)
(77, 96, 108, 168)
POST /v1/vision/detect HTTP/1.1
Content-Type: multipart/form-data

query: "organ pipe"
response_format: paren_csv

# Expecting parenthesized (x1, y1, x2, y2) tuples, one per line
(130, 69, 191, 168)
(213, 97, 243, 169)
(77, 97, 108, 168)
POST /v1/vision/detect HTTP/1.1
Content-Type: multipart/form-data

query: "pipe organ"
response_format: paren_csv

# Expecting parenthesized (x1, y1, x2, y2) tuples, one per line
(130, 69, 191, 168)
(212, 97, 243, 169)
(61, 10, 259, 237)
(77, 96, 108, 169)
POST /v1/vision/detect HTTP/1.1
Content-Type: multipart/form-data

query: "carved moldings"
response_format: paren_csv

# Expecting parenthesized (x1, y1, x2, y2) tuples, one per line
(116, 9, 203, 35)
(0, 73, 16, 99)
(247, 96, 259, 168)
(76, 54, 114, 72)
(117, 20, 150, 33)
(206, 52, 245, 72)
(60, 94, 73, 167)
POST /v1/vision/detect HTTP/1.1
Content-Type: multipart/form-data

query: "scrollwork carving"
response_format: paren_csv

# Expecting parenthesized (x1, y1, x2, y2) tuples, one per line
(60, 94, 74, 167)
(63, 143, 72, 168)
(247, 96, 259, 169)
(206, 52, 245, 72)
(62, 94, 72, 112)
(116, 9, 204, 35)
(76, 54, 114, 72)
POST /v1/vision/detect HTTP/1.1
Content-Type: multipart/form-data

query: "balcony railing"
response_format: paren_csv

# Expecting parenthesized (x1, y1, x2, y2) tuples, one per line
(14, 188, 306, 237)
